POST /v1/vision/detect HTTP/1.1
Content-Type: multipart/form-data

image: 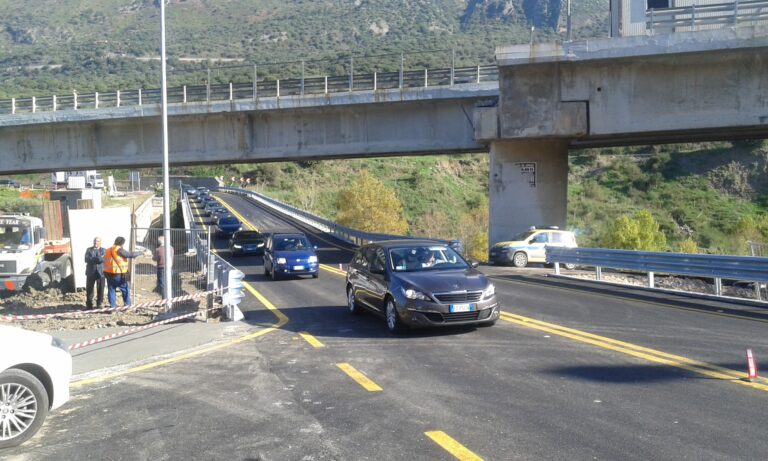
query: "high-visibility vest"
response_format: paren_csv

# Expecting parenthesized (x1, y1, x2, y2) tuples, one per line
(104, 245, 129, 274)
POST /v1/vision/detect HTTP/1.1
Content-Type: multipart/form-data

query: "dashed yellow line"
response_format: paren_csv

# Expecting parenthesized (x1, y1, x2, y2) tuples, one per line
(499, 311, 768, 393)
(336, 363, 383, 392)
(299, 331, 325, 348)
(425, 431, 483, 461)
(70, 281, 288, 388)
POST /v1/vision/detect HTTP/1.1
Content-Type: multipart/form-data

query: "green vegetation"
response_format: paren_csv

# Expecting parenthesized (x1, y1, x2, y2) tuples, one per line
(0, 1, 608, 99)
(336, 171, 409, 235)
(602, 210, 667, 251)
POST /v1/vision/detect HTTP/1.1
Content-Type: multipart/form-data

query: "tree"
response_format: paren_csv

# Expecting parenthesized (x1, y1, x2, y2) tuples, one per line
(458, 198, 489, 261)
(602, 209, 667, 251)
(336, 171, 408, 235)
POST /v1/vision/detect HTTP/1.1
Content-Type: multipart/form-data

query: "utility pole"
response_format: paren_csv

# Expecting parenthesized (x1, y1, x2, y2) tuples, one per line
(160, 0, 173, 310)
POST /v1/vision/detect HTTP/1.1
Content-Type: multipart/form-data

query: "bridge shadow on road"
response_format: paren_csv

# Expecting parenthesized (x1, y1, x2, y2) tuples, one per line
(544, 364, 752, 384)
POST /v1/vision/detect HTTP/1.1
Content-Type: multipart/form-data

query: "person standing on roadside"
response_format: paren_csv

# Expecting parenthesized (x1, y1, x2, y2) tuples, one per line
(84, 237, 105, 309)
(103, 236, 150, 309)
(153, 235, 174, 297)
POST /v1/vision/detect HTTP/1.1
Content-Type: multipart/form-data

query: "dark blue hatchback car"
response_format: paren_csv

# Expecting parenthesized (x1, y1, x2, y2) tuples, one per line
(264, 233, 318, 280)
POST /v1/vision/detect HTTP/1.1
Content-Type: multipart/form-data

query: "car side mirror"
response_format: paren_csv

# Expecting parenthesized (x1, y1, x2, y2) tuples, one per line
(470, 260, 480, 268)
(528, 238, 536, 244)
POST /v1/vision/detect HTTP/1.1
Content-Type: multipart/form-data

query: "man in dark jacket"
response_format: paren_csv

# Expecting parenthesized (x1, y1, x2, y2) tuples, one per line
(84, 237, 106, 309)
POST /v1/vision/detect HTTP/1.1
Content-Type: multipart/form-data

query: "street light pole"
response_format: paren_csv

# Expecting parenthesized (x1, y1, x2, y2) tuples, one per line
(160, 0, 173, 310)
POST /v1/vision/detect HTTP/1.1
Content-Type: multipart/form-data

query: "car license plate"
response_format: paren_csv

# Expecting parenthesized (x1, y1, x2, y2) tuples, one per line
(293, 265, 305, 271)
(450, 303, 473, 313)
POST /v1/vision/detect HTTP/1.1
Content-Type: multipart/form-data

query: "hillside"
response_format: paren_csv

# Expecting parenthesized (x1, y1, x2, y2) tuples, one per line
(0, 0, 607, 98)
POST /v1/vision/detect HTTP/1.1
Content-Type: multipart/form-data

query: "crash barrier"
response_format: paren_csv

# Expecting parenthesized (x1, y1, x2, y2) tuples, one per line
(646, 1, 768, 35)
(546, 247, 768, 301)
(0, 289, 221, 322)
(219, 187, 460, 251)
(131, 227, 209, 310)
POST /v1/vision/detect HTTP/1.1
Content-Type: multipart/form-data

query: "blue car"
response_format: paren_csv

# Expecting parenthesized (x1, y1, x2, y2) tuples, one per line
(264, 233, 318, 280)
(216, 216, 242, 238)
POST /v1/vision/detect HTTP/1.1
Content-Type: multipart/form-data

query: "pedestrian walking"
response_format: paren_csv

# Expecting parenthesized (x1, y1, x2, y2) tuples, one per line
(153, 235, 174, 297)
(84, 237, 105, 309)
(103, 236, 150, 309)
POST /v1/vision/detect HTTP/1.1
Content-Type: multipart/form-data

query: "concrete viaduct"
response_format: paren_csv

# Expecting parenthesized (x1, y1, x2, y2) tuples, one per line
(1, 26, 767, 245)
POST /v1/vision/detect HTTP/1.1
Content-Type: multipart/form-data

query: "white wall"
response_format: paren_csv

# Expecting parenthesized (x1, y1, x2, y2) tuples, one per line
(68, 207, 131, 289)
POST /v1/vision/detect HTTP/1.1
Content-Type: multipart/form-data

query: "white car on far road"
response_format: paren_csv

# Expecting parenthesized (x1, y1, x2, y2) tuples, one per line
(0, 325, 72, 449)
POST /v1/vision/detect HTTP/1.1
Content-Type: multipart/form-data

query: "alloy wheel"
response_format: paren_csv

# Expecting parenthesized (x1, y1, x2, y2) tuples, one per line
(0, 383, 37, 442)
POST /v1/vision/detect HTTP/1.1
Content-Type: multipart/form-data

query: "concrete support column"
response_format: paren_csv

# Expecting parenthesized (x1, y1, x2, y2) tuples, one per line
(488, 140, 569, 247)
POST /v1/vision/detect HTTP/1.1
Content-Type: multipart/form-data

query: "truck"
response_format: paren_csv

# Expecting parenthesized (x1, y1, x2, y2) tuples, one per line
(0, 215, 74, 292)
(53, 171, 104, 189)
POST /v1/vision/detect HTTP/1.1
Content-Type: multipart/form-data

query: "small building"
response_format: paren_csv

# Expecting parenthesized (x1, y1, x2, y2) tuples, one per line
(611, 0, 768, 37)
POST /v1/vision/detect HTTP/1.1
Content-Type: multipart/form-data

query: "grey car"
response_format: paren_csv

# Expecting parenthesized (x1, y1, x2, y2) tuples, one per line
(345, 240, 499, 333)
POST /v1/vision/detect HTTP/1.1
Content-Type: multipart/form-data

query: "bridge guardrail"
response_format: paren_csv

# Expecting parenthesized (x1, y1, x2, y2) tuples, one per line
(0, 63, 498, 116)
(546, 246, 768, 301)
(647, 0, 768, 34)
(220, 187, 460, 250)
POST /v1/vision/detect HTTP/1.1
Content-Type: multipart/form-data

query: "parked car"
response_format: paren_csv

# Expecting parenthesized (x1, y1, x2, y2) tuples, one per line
(229, 230, 267, 256)
(346, 240, 499, 333)
(489, 226, 577, 269)
(264, 232, 318, 280)
(0, 325, 72, 448)
(215, 216, 242, 238)
(0, 179, 20, 189)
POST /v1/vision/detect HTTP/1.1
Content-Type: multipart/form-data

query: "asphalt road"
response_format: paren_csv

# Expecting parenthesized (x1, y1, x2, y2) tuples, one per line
(6, 192, 768, 460)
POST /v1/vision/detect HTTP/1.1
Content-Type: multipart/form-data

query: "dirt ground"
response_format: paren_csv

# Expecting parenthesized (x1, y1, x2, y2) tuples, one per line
(0, 270, 210, 333)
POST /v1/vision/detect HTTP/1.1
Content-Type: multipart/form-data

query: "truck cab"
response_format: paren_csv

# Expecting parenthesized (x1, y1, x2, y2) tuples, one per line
(0, 215, 73, 292)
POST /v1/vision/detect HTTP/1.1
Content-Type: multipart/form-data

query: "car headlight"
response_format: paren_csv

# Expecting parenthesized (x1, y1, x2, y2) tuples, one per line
(51, 336, 69, 352)
(276, 257, 287, 264)
(308, 256, 318, 263)
(402, 287, 430, 301)
(257, 242, 264, 247)
(482, 283, 496, 300)
(233, 244, 242, 249)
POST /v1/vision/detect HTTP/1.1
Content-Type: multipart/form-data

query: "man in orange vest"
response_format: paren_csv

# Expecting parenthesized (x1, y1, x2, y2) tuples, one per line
(104, 236, 150, 309)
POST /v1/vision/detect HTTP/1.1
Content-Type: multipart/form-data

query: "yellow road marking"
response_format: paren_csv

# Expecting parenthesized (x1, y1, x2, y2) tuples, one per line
(499, 311, 768, 393)
(425, 431, 483, 461)
(71, 281, 288, 388)
(492, 276, 768, 325)
(299, 331, 325, 348)
(319, 264, 347, 276)
(215, 193, 258, 231)
(336, 363, 383, 392)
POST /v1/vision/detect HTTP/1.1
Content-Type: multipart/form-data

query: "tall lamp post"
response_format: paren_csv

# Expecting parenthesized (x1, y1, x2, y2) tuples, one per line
(160, 0, 173, 309)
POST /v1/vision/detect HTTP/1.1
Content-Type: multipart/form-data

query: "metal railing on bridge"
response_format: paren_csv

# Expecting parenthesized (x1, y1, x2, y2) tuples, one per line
(219, 187, 460, 251)
(647, 0, 768, 34)
(546, 246, 768, 301)
(0, 49, 498, 117)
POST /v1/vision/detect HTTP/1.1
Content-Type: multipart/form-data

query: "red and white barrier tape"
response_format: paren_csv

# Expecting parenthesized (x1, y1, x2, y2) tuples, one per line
(67, 307, 215, 351)
(0, 288, 223, 322)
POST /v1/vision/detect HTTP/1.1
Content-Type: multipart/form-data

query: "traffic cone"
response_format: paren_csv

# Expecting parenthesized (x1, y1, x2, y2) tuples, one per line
(746, 348, 759, 382)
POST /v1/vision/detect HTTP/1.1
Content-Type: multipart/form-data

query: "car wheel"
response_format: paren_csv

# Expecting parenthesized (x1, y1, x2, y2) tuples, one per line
(0, 369, 50, 449)
(564, 263, 576, 270)
(512, 252, 528, 268)
(347, 287, 361, 315)
(385, 298, 406, 334)
(312, 273, 319, 279)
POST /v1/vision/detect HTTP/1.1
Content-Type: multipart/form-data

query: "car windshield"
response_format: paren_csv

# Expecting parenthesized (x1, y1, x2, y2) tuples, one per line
(219, 218, 239, 226)
(235, 231, 261, 241)
(274, 236, 312, 251)
(389, 245, 467, 272)
(509, 230, 536, 241)
(0, 223, 32, 249)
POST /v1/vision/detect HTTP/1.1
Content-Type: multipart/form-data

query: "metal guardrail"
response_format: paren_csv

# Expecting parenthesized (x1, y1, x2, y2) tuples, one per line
(220, 187, 460, 250)
(0, 63, 498, 116)
(546, 247, 768, 301)
(647, 0, 768, 34)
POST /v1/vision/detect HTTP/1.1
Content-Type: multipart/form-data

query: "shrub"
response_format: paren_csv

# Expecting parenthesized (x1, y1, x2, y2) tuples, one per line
(678, 238, 699, 254)
(601, 209, 667, 251)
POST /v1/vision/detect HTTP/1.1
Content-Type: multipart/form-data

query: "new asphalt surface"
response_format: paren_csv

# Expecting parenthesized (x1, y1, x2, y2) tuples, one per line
(5, 192, 768, 460)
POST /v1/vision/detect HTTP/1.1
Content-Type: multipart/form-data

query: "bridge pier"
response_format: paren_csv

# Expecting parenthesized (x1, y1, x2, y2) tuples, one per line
(488, 140, 568, 247)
